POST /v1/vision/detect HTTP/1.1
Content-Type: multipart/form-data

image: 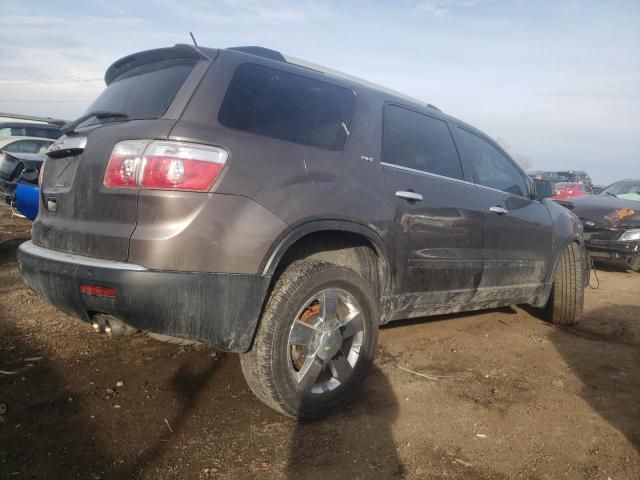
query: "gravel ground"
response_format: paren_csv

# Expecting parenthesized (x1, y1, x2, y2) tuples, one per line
(0, 207, 638, 480)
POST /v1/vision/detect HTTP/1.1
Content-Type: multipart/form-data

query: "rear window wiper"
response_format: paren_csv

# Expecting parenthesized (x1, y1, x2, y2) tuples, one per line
(61, 110, 128, 134)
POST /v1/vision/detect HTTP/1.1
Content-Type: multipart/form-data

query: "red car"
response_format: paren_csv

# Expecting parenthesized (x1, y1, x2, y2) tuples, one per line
(552, 182, 592, 200)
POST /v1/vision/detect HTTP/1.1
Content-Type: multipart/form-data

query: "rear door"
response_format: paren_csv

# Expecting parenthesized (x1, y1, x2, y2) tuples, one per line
(454, 126, 553, 296)
(382, 105, 485, 313)
(33, 49, 209, 261)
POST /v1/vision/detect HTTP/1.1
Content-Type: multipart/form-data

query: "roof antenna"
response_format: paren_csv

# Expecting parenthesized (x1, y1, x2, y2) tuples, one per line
(189, 32, 198, 47)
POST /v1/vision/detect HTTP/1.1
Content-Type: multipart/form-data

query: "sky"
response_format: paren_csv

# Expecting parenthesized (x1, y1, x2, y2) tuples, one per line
(0, 0, 638, 185)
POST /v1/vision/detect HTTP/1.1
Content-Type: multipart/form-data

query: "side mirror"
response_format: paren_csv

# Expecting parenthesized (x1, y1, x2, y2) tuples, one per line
(534, 179, 554, 199)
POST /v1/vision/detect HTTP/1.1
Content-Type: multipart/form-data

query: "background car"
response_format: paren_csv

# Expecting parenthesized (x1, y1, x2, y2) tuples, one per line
(15, 182, 39, 220)
(0, 119, 63, 140)
(552, 181, 593, 200)
(0, 150, 44, 205)
(557, 170, 592, 188)
(558, 179, 640, 272)
(0, 136, 53, 155)
(529, 170, 567, 183)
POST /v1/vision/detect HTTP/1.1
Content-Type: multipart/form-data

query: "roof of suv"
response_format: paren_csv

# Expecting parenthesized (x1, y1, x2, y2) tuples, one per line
(104, 44, 504, 156)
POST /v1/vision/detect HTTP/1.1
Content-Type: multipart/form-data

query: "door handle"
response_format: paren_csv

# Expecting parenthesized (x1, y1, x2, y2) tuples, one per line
(396, 191, 423, 202)
(489, 206, 508, 215)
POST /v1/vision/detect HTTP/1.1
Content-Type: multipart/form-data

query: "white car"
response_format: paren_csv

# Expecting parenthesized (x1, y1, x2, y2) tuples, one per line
(0, 136, 54, 155)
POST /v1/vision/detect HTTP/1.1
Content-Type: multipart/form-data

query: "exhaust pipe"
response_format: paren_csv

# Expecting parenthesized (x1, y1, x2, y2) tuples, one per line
(92, 315, 106, 333)
(92, 314, 138, 338)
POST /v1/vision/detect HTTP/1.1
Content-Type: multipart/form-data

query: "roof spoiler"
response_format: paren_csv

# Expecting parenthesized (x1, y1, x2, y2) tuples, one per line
(104, 44, 211, 85)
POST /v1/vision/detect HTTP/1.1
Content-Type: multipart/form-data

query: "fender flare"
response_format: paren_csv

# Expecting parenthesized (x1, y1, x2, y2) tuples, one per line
(260, 220, 390, 279)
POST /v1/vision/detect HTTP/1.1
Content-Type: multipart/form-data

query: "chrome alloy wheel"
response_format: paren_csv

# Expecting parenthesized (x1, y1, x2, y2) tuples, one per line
(287, 288, 365, 394)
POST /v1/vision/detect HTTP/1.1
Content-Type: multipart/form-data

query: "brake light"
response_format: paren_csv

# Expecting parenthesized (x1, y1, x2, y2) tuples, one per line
(103, 140, 227, 192)
(139, 142, 227, 191)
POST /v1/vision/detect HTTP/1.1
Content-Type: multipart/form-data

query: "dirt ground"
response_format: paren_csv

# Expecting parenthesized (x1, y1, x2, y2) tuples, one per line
(0, 207, 638, 480)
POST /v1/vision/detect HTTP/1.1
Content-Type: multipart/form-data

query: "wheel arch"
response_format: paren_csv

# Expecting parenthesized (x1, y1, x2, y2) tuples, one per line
(260, 220, 391, 302)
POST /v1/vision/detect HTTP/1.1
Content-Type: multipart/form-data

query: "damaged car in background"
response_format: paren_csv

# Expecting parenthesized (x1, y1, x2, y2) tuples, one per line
(557, 179, 640, 272)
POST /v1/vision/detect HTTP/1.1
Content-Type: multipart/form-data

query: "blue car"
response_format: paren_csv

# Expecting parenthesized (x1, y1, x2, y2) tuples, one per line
(0, 150, 43, 220)
(16, 182, 39, 220)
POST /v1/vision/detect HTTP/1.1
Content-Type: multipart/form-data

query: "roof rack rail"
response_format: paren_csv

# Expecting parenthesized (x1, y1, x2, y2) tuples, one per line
(0, 112, 68, 126)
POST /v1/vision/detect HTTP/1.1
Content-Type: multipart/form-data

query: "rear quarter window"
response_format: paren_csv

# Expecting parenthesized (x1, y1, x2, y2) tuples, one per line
(218, 63, 356, 151)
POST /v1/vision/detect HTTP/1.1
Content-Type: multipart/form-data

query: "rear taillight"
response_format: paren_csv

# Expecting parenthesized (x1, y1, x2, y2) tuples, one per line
(103, 140, 148, 188)
(103, 140, 227, 192)
(139, 142, 227, 191)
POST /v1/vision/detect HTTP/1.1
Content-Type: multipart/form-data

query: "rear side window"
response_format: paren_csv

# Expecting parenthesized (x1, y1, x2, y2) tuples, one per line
(83, 58, 197, 126)
(382, 105, 463, 180)
(456, 128, 528, 197)
(219, 63, 356, 151)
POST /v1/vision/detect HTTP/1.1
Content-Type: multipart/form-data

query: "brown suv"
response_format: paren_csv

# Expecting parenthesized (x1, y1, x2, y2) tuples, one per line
(18, 44, 586, 417)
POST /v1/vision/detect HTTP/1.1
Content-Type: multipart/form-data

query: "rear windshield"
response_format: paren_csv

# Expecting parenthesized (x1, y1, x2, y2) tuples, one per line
(218, 63, 356, 151)
(82, 58, 196, 127)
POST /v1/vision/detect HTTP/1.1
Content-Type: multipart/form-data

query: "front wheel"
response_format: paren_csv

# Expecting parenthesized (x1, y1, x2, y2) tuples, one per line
(240, 260, 379, 418)
(629, 256, 640, 273)
(546, 242, 585, 325)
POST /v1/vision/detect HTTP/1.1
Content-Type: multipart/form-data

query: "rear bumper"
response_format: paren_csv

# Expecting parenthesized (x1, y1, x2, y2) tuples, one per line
(17, 241, 270, 352)
(585, 238, 640, 265)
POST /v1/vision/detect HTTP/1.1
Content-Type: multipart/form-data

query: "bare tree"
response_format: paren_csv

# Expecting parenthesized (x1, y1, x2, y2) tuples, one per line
(495, 137, 534, 172)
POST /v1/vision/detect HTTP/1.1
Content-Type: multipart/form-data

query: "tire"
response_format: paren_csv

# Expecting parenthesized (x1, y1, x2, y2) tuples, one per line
(240, 260, 379, 418)
(629, 256, 640, 273)
(546, 242, 585, 325)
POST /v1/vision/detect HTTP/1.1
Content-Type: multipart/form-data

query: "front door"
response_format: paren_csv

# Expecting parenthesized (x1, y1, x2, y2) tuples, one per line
(453, 126, 553, 300)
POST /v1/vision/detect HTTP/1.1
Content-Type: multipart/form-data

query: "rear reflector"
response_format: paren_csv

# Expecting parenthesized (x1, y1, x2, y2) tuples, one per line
(80, 285, 118, 298)
(103, 140, 227, 192)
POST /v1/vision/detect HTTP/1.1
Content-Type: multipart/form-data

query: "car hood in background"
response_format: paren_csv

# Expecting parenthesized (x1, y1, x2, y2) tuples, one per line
(562, 195, 640, 229)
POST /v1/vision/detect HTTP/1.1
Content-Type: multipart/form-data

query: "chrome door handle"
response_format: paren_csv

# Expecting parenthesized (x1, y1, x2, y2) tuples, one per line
(489, 206, 508, 215)
(396, 191, 423, 201)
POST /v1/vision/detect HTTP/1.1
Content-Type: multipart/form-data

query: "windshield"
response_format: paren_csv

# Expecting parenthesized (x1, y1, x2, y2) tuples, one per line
(80, 58, 196, 128)
(600, 180, 640, 202)
(556, 182, 576, 188)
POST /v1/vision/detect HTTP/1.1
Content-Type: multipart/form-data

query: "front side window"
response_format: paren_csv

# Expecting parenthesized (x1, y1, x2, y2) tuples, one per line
(382, 105, 463, 180)
(219, 63, 356, 151)
(456, 128, 528, 197)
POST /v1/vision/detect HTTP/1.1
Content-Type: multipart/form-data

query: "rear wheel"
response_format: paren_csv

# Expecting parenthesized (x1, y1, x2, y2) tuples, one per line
(240, 260, 378, 418)
(546, 242, 585, 325)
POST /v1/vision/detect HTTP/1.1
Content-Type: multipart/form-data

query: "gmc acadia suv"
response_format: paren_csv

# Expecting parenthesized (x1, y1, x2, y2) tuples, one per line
(18, 44, 586, 417)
